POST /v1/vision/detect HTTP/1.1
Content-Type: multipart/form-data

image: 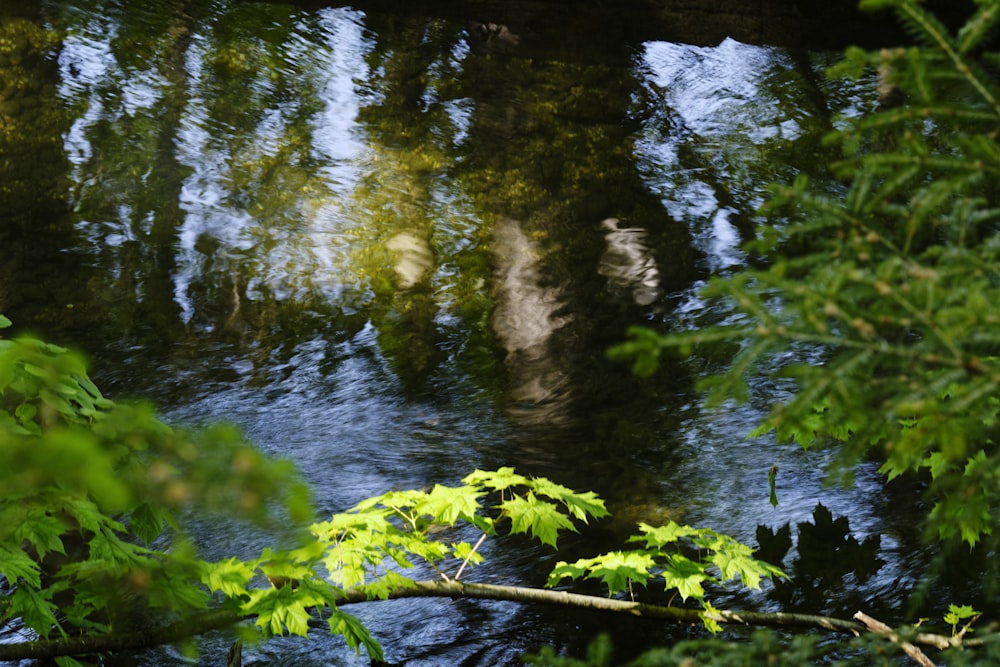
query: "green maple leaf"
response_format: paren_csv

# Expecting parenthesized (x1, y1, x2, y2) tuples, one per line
(278, 600, 313, 636)
(700, 600, 723, 634)
(89, 526, 150, 569)
(630, 521, 701, 549)
(528, 477, 609, 522)
(329, 608, 384, 660)
(415, 484, 483, 525)
(585, 551, 655, 596)
(389, 532, 449, 564)
(0, 545, 42, 587)
(501, 492, 575, 548)
(10, 586, 59, 638)
(129, 502, 166, 545)
(60, 497, 111, 534)
(450, 541, 485, 568)
(546, 559, 589, 588)
(945, 603, 979, 625)
(661, 554, 710, 601)
(525, 477, 573, 500)
(710, 549, 772, 589)
(13, 510, 67, 560)
(362, 570, 415, 600)
(463, 467, 528, 491)
(295, 576, 342, 606)
(245, 586, 314, 637)
(243, 588, 280, 635)
(921, 451, 953, 479)
(259, 549, 316, 587)
(322, 543, 372, 589)
(148, 566, 211, 613)
(560, 489, 609, 523)
(312, 507, 394, 540)
(352, 489, 425, 514)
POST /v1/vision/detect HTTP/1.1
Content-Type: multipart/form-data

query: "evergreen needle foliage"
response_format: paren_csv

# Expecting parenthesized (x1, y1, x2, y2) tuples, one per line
(611, 0, 1000, 558)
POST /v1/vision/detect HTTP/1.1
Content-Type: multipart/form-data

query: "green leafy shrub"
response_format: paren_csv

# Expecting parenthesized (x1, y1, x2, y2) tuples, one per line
(0, 315, 312, 654)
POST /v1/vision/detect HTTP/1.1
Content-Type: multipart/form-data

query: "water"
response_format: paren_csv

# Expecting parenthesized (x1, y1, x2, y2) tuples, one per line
(0, 1, 958, 664)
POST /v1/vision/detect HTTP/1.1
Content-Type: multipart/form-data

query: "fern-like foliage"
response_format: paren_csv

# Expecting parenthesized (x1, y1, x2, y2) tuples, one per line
(611, 0, 1000, 552)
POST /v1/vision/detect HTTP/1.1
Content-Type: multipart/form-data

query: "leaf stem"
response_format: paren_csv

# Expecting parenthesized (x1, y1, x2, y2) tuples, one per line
(454, 532, 487, 581)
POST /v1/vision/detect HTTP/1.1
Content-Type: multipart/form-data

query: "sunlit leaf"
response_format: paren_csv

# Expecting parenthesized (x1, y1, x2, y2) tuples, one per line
(463, 466, 529, 491)
(661, 554, 709, 601)
(202, 558, 258, 598)
(362, 570, 416, 601)
(585, 551, 656, 596)
(547, 560, 589, 588)
(700, 600, 724, 634)
(451, 541, 485, 568)
(629, 521, 701, 549)
(529, 477, 608, 522)
(501, 493, 576, 548)
(415, 484, 483, 525)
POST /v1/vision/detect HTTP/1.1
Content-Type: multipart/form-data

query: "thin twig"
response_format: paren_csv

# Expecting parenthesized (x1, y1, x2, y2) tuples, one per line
(454, 532, 487, 581)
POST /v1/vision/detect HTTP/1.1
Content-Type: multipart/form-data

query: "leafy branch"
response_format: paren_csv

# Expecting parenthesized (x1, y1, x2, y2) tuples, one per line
(0, 326, 781, 662)
(609, 0, 1000, 552)
(548, 521, 787, 632)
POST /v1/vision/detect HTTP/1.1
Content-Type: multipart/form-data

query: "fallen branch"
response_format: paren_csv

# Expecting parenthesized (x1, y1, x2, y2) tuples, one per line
(0, 580, 992, 661)
(854, 611, 935, 667)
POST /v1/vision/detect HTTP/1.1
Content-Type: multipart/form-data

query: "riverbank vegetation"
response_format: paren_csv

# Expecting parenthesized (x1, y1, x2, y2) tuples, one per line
(3, 0, 1000, 664)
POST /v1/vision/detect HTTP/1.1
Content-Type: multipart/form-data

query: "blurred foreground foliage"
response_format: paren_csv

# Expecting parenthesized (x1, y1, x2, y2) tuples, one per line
(526, 629, 1000, 667)
(0, 314, 313, 657)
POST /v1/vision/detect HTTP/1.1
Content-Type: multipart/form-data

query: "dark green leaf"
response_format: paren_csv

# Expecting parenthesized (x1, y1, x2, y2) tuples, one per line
(329, 608, 384, 661)
(130, 502, 166, 545)
(768, 464, 779, 508)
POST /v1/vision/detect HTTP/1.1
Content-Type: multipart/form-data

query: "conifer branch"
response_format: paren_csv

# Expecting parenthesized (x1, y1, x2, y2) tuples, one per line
(896, 1, 1000, 116)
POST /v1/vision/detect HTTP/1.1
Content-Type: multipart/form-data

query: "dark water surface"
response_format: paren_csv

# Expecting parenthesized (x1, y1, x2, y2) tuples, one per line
(0, 1, 947, 664)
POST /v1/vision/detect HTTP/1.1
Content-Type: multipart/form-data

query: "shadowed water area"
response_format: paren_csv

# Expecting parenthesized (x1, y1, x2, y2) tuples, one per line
(0, 0, 968, 664)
